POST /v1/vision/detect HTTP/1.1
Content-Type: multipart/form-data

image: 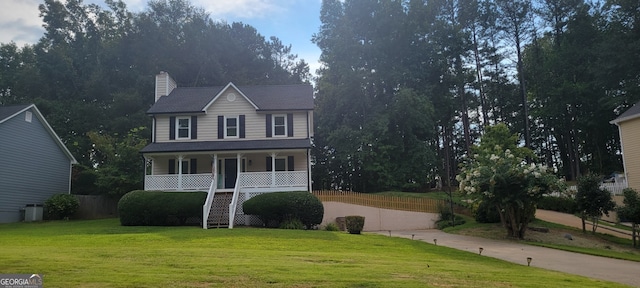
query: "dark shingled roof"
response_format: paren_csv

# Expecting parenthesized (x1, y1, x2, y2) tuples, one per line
(140, 138, 311, 154)
(0, 104, 30, 122)
(611, 100, 640, 124)
(147, 83, 313, 114)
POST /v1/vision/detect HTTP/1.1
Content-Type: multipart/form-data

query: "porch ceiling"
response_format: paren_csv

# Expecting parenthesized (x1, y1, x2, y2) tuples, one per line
(140, 138, 311, 154)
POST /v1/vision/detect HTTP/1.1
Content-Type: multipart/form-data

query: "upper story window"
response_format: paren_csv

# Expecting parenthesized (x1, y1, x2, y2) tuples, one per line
(266, 113, 293, 137)
(217, 115, 245, 139)
(273, 115, 287, 136)
(225, 116, 238, 138)
(177, 117, 190, 139)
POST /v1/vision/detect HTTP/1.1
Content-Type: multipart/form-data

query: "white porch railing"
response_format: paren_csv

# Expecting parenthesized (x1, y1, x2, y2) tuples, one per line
(145, 174, 212, 190)
(202, 178, 217, 229)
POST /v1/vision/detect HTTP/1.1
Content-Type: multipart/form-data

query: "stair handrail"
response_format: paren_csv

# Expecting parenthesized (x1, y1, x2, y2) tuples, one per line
(228, 173, 243, 229)
(202, 175, 217, 229)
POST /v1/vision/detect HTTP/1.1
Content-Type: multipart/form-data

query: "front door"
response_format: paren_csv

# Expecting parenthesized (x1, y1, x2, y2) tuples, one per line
(224, 159, 237, 189)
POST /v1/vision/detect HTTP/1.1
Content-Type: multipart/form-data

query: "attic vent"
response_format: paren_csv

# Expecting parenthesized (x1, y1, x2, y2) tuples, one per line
(227, 93, 236, 102)
(25, 111, 32, 123)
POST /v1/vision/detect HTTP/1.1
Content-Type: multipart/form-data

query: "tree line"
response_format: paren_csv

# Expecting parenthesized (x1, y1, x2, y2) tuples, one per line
(0, 0, 310, 196)
(312, 0, 640, 192)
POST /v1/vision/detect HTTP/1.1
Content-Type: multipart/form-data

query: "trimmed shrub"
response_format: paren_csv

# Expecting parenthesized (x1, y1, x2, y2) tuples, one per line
(279, 218, 305, 229)
(475, 200, 501, 223)
(436, 215, 466, 229)
(345, 215, 365, 234)
(324, 222, 340, 231)
(537, 196, 577, 214)
(242, 191, 324, 229)
(44, 194, 79, 220)
(118, 190, 206, 226)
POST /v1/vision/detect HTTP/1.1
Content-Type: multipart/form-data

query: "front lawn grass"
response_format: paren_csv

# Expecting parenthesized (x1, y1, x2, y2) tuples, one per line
(0, 219, 626, 287)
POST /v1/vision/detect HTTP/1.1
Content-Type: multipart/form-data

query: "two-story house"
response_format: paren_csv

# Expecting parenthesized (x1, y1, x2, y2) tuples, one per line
(141, 72, 314, 228)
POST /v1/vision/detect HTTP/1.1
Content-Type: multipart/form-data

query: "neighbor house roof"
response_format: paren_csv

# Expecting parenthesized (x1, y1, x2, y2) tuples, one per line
(147, 83, 314, 114)
(0, 104, 77, 164)
(140, 138, 311, 154)
(610, 100, 640, 125)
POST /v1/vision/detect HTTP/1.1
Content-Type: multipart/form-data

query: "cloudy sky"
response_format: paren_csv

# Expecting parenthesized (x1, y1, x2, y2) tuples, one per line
(0, 0, 323, 74)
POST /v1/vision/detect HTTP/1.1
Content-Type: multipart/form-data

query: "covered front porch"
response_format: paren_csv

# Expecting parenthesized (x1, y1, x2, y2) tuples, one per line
(143, 149, 311, 192)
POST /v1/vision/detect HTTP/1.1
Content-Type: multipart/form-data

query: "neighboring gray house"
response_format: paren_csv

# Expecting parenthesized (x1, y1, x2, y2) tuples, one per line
(0, 104, 77, 223)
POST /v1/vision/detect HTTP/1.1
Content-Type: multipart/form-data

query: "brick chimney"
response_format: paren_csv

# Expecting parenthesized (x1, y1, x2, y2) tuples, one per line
(155, 71, 177, 102)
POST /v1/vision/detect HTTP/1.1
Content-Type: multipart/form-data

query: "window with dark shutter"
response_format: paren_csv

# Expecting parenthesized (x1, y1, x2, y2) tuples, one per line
(190, 158, 197, 174)
(287, 113, 294, 137)
(169, 117, 176, 140)
(191, 116, 197, 139)
(287, 156, 294, 171)
(217, 116, 224, 139)
(239, 115, 245, 138)
(168, 159, 175, 174)
(266, 114, 272, 137)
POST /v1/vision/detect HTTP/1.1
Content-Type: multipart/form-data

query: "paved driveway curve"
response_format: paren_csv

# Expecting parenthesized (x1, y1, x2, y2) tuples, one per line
(375, 230, 640, 287)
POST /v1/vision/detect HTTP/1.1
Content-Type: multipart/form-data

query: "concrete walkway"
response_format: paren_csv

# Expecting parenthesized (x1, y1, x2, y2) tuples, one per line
(375, 229, 640, 287)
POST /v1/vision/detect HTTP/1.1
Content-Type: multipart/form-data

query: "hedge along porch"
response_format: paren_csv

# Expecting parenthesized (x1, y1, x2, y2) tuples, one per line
(140, 72, 314, 229)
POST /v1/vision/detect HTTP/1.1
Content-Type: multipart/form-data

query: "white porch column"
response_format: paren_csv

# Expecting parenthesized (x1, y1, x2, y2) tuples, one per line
(212, 154, 218, 186)
(236, 153, 242, 187)
(271, 152, 277, 187)
(177, 155, 184, 190)
(307, 149, 312, 193)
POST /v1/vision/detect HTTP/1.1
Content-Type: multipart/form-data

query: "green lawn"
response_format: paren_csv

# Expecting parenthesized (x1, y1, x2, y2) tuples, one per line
(0, 219, 627, 287)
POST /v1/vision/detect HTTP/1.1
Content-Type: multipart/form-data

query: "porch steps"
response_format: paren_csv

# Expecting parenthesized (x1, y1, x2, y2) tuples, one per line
(206, 192, 233, 228)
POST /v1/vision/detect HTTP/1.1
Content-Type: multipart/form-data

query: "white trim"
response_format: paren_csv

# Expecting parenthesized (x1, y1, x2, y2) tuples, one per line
(613, 123, 629, 186)
(272, 114, 287, 137)
(175, 116, 191, 139)
(224, 115, 239, 138)
(203, 82, 259, 111)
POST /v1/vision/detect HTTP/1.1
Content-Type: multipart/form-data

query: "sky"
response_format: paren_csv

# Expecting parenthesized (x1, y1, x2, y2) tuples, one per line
(0, 0, 323, 76)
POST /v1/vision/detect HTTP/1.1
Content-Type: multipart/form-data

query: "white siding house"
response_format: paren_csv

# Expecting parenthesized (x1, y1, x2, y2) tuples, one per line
(141, 72, 314, 229)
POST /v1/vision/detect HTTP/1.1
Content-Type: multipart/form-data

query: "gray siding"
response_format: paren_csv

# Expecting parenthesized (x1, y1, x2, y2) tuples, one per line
(0, 108, 72, 223)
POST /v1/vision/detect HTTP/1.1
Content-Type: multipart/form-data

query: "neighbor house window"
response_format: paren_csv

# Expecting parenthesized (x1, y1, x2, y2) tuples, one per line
(176, 117, 190, 139)
(273, 115, 286, 136)
(226, 116, 238, 138)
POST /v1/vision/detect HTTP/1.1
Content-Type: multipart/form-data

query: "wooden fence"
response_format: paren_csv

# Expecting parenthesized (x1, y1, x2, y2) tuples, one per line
(312, 190, 448, 214)
(74, 195, 119, 219)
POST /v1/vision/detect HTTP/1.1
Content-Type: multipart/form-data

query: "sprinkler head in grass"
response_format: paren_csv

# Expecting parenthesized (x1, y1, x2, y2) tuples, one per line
(527, 257, 532, 266)
(433, 239, 437, 245)
(479, 247, 483, 255)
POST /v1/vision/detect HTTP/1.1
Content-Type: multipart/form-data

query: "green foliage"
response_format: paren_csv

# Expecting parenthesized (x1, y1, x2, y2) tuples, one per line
(324, 222, 340, 231)
(44, 194, 79, 220)
(538, 196, 578, 214)
(436, 204, 467, 229)
(575, 173, 616, 234)
(242, 192, 324, 229)
(118, 190, 206, 226)
(457, 125, 565, 239)
(345, 215, 365, 234)
(279, 218, 305, 230)
(475, 201, 501, 224)
(618, 188, 640, 224)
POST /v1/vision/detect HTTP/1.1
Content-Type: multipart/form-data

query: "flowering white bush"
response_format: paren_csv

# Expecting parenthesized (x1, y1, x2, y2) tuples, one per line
(457, 143, 565, 239)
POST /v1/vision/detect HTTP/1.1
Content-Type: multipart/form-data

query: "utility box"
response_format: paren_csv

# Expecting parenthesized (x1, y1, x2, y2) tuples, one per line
(24, 204, 43, 222)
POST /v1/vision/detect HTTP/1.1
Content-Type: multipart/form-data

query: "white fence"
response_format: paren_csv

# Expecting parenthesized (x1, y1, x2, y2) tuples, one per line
(146, 171, 308, 191)
(565, 181, 628, 196)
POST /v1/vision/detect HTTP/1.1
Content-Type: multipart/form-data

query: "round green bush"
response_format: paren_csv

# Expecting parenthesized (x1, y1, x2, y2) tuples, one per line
(345, 215, 365, 234)
(242, 191, 324, 229)
(44, 194, 79, 220)
(118, 190, 206, 226)
(537, 196, 577, 214)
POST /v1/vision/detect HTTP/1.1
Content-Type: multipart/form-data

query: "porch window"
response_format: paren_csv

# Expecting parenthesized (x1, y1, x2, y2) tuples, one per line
(266, 156, 294, 171)
(275, 158, 286, 171)
(177, 117, 190, 139)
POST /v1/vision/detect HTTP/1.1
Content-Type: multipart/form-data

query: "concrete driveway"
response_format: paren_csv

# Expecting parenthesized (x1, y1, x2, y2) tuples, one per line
(375, 229, 640, 287)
